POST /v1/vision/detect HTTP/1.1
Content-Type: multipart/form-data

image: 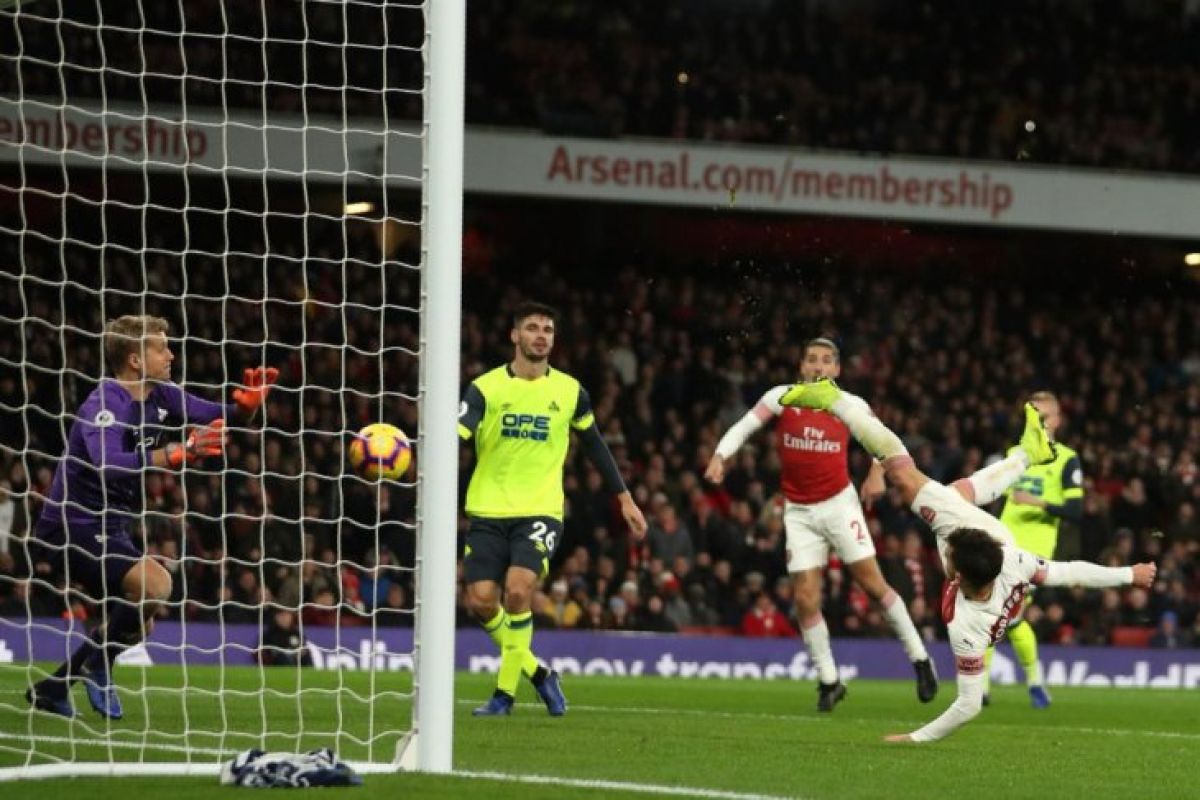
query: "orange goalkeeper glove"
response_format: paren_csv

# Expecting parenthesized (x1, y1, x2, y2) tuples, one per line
(166, 419, 227, 468)
(233, 366, 279, 417)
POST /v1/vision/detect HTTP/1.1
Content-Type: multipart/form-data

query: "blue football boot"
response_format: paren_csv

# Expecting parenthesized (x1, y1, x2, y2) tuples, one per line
(83, 667, 124, 720)
(472, 691, 514, 716)
(26, 682, 76, 719)
(533, 669, 567, 717)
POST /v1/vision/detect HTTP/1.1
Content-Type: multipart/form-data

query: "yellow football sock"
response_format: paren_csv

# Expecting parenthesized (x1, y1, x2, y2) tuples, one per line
(483, 607, 507, 649)
(483, 607, 540, 678)
(983, 646, 994, 694)
(1008, 620, 1042, 687)
(498, 611, 533, 696)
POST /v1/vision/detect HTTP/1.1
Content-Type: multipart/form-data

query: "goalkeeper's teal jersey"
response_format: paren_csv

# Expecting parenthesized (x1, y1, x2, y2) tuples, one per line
(458, 365, 594, 520)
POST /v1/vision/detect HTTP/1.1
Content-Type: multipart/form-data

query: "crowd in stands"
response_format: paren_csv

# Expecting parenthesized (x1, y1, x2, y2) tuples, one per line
(5, 1, 1199, 174)
(2, 0, 1198, 655)
(2, 209, 1198, 652)
(463, 0, 1200, 173)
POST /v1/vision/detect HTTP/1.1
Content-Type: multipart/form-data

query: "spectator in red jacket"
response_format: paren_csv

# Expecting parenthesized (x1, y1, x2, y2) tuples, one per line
(741, 592, 797, 638)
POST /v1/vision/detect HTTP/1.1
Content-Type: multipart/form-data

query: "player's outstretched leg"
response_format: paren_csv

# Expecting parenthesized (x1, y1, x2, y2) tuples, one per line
(780, 380, 909, 468)
(1018, 402, 1057, 466)
(951, 404, 1056, 510)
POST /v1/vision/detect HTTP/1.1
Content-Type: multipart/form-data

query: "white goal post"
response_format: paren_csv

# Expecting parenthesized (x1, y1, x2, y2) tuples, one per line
(0, 0, 463, 780)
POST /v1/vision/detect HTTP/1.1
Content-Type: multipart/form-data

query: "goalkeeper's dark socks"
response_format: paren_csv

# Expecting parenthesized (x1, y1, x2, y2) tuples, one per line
(529, 665, 549, 687)
(84, 602, 143, 673)
(47, 637, 101, 688)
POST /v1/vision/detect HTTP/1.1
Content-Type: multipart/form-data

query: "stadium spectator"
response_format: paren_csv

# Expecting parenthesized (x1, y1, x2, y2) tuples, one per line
(1148, 611, 1188, 649)
(376, 584, 413, 628)
(259, 608, 312, 668)
(539, 578, 584, 629)
(645, 503, 696, 568)
(740, 592, 796, 638)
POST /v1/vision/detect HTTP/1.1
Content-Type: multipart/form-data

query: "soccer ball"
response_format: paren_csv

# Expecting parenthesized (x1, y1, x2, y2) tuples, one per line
(347, 423, 412, 480)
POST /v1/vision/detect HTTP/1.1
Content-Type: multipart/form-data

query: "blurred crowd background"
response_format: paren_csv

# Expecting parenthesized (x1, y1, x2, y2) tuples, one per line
(3, 236, 1198, 651)
(3, 1, 1197, 172)
(1, 0, 1197, 654)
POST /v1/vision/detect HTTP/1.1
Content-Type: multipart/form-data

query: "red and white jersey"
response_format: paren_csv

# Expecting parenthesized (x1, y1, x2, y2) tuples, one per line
(942, 545, 1047, 673)
(754, 385, 851, 505)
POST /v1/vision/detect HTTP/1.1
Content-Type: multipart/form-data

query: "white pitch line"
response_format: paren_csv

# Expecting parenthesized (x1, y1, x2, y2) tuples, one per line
(0, 729, 234, 757)
(455, 697, 1200, 741)
(454, 769, 800, 800)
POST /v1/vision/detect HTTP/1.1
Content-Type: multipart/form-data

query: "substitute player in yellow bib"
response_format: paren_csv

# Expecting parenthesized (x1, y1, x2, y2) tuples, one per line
(988, 390, 1083, 708)
(460, 301, 648, 716)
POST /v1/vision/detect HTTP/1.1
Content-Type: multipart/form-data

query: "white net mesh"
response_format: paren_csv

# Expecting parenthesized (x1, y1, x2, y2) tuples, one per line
(0, 0, 428, 774)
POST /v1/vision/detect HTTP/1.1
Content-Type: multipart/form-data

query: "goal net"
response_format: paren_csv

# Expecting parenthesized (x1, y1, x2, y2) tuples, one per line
(0, 0, 462, 780)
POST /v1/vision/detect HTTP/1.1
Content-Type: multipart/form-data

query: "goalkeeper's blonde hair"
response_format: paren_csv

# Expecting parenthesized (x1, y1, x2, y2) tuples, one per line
(104, 314, 170, 374)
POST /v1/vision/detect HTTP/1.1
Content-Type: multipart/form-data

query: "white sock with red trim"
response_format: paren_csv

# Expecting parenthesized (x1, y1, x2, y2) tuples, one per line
(952, 451, 1031, 506)
(800, 614, 839, 684)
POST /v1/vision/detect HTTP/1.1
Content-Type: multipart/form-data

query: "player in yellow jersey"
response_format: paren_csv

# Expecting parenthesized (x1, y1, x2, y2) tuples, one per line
(987, 391, 1083, 708)
(459, 301, 648, 716)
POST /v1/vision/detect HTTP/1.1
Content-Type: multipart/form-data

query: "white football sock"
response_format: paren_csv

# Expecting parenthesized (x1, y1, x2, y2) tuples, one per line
(953, 451, 1031, 506)
(801, 614, 839, 684)
(881, 589, 928, 662)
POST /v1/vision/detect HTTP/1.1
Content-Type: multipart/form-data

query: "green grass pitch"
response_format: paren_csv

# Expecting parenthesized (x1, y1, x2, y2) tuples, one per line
(1, 664, 1196, 799)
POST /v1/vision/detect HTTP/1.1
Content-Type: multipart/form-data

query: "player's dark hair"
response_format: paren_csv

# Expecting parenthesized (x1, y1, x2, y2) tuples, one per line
(104, 314, 170, 375)
(805, 336, 840, 361)
(1029, 390, 1058, 404)
(946, 528, 1003, 589)
(512, 301, 559, 329)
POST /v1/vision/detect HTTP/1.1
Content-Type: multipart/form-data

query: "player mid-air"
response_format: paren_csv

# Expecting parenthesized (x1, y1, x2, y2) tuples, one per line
(460, 301, 648, 717)
(27, 315, 277, 719)
(706, 338, 937, 711)
(778, 378, 1155, 741)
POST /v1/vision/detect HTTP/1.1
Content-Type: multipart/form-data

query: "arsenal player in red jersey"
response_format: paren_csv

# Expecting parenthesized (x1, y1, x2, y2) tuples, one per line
(706, 338, 937, 711)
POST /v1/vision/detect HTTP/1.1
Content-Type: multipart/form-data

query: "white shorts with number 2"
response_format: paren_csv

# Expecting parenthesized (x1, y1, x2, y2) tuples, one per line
(784, 484, 875, 573)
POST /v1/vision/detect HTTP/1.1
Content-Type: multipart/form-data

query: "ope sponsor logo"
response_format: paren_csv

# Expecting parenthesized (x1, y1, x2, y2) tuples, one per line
(500, 413, 550, 441)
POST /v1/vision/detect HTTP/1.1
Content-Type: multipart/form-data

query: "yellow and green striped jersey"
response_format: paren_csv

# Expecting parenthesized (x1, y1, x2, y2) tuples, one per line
(999, 442, 1083, 559)
(458, 364, 594, 520)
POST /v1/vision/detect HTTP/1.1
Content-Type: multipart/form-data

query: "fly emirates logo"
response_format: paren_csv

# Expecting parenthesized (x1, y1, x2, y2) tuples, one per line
(782, 426, 843, 453)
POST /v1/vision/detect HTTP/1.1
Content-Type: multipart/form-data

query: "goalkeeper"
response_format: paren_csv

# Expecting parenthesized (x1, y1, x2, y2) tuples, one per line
(27, 315, 277, 719)
(459, 302, 647, 717)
